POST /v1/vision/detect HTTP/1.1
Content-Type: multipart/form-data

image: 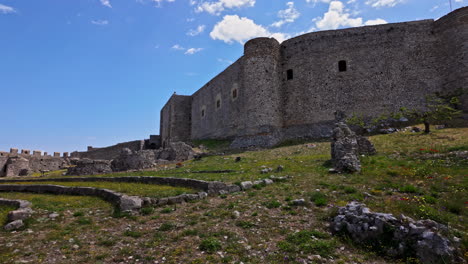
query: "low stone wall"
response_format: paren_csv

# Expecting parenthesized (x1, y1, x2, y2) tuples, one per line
(0, 176, 241, 195)
(0, 198, 33, 231)
(331, 202, 460, 263)
(0, 184, 142, 212)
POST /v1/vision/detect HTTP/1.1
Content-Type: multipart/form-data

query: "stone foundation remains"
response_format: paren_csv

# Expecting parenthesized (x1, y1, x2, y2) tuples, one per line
(331, 202, 461, 263)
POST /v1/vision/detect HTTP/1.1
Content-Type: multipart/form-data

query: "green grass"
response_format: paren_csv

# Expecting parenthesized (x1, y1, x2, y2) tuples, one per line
(0, 193, 112, 213)
(0, 126, 466, 263)
(0, 181, 196, 198)
(0, 205, 16, 225)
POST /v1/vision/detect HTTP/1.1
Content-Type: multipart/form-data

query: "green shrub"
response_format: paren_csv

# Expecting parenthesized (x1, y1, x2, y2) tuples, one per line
(124, 230, 143, 238)
(140, 207, 154, 216)
(160, 207, 173, 214)
(236, 221, 254, 229)
(159, 222, 175, 232)
(264, 200, 281, 209)
(310, 192, 328, 206)
(399, 185, 420, 194)
(199, 237, 222, 253)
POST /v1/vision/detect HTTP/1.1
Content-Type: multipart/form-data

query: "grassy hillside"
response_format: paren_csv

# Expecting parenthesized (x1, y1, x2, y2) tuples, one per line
(0, 127, 466, 263)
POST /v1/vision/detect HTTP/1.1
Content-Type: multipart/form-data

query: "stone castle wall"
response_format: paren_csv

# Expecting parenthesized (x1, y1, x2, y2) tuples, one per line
(0, 149, 70, 177)
(161, 8, 467, 147)
(70, 140, 145, 160)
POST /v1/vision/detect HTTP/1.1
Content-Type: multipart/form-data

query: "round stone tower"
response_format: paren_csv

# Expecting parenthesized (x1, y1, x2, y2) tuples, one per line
(235, 37, 282, 146)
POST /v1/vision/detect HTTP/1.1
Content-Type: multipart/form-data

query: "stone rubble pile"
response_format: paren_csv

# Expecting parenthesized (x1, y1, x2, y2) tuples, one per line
(0, 198, 33, 231)
(330, 202, 459, 264)
(67, 142, 196, 175)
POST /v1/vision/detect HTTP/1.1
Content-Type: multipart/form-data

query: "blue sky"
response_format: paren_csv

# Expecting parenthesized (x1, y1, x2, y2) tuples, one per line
(0, 0, 466, 153)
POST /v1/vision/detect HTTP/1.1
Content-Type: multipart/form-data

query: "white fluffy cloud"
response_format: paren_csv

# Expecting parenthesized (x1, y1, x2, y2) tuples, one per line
(196, 0, 255, 15)
(0, 3, 16, 14)
(364, 18, 387, 25)
(172, 45, 204, 55)
(210, 15, 289, 44)
(100, 0, 112, 8)
(305, 0, 332, 3)
(91, 19, 109, 25)
(314, 1, 386, 30)
(137, 0, 175, 7)
(365, 0, 403, 8)
(271, 2, 300, 28)
(187, 25, 206, 36)
(185, 48, 203, 55)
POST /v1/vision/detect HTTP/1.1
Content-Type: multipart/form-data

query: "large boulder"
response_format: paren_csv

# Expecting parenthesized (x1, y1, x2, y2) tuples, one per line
(158, 142, 195, 161)
(66, 159, 112, 176)
(5, 156, 30, 177)
(356, 136, 377, 155)
(331, 202, 459, 263)
(331, 122, 361, 173)
(111, 148, 158, 172)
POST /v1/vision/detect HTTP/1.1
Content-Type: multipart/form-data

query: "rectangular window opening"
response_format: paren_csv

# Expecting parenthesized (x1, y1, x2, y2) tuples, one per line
(287, 69, 293, 80)
(338, 60, 347, 72)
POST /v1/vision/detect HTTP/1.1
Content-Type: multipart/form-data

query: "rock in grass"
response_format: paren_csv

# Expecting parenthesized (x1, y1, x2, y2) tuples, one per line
(292, 199, 306, 206)
(330, 202, 458, 264)
(240, 181, 253, 190)
(4, 220, 24, 231)
(7, 208, 33, 222)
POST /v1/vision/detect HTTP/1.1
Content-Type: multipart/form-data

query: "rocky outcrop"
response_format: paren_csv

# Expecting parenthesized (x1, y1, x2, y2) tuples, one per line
(0, 198, 33, 231)
(331, 202, 459, 264)
(111, 148, 158, 172)
(158, 142, 195, 161)
(66, 159, 112, 176)
(331, 122, 361, 173)
(5, 156, 30, 177)
(356, 136, 377, 155)
(100, 142, 194, 173)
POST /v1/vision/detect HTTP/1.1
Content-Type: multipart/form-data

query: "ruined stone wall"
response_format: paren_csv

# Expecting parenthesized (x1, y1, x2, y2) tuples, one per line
(280, 19, 442, 139)
(0, 149, 69, 177)
(70, 140, 145, 160)
(160, 95, 192, 146)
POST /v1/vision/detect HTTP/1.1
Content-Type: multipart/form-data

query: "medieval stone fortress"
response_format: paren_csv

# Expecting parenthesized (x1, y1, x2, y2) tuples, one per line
(161, 7, 467, 148)
(0, 7, 467, 264)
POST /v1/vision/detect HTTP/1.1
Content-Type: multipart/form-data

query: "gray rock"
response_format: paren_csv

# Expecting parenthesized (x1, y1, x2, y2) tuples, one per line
(157, 142, 195, 161)
(356, 136, 376, 155)
(66, 159, 112, 176)
(330, 202, 457, 263)
(197, 192, 208, 199)
(119, 196, 143, 212)
(232, 211, 240, 218)
(4, 220, 24, 231)
(331, 122, 361, 173)
(5, 156, 30, 177)
(276, 165, 284, 172)
(49, 213, 59, 219)
(263, 179, 274, 185)
(240, 181, 253, 190)
(292, 199, 306, 206)
(111, 148, 157, 172)
(7, 208, 33, 222)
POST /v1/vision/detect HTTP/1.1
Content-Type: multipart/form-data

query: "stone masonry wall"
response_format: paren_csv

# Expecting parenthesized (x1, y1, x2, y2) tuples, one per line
(434, 7, 468, 112)
(280, 20, 441, 139)
(70, 140, 145, 160)
(160, 95, 192, 147)
(160, 8, 467, 146)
